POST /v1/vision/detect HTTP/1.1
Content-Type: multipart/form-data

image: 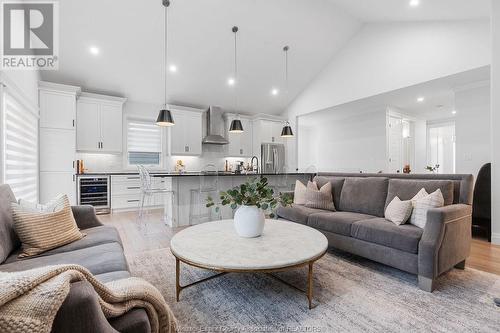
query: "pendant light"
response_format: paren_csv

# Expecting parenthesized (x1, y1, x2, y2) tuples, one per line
(156, 0, 175, 127)
(229, 26, 244, 133)
(281, 45, 294, 138)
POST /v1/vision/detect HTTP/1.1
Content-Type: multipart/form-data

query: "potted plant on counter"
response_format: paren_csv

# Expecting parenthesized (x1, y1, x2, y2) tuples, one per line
(206, 177, 292, 238)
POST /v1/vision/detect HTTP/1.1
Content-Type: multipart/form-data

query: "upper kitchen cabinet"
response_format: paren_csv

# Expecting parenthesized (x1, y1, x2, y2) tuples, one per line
(252, 115, 287, 153)
(76, 92, 126, 153)
(168, 106, 203, 156)
(223, 113, 253, 157)
(39, 81, 80, 130)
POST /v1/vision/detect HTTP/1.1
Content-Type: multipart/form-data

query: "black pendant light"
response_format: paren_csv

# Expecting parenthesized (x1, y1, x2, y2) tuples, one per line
(156, 0, 174, 127)
(281, 45, 294, 137)
(229, 26, 244, 133)
(281, 121, 294, 137)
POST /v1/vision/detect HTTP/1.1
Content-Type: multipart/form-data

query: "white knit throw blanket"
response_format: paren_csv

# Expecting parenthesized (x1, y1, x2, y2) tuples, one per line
(0, 265, 177, 333)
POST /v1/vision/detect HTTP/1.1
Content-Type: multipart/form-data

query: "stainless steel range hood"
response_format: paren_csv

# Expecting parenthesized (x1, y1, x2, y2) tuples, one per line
(202, 106, 229, 145)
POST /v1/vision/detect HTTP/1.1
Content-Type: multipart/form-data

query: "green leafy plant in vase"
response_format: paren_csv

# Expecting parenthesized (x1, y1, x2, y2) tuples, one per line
(206, 177, 293, 237)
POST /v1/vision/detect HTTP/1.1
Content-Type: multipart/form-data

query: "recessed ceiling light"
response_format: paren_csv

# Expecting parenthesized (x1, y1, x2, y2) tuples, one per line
(89, 46, 99, 55)
(271, 88, 279, 96)
(452, 110, 457, 115)
(227, 78, 236, 86)
(169, 64, 177, 73)
(409, 0, 420, 7)
(417, 97, 425, 102)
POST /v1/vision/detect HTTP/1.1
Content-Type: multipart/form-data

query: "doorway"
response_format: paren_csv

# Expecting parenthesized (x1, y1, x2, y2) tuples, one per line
(427, 123, 456, 174)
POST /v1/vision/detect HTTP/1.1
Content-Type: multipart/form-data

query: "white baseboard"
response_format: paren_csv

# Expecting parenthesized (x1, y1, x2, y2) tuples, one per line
(491, 233, 500, 245)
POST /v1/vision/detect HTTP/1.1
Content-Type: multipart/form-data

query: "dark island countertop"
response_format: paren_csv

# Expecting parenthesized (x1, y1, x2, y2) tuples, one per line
(76, 171, 314, 178)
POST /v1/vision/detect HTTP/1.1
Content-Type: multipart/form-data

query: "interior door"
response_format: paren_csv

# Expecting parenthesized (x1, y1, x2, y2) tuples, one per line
(76, 100, 100, 151)
(100, 104, 123, 153)
(387, 116, 403, 173)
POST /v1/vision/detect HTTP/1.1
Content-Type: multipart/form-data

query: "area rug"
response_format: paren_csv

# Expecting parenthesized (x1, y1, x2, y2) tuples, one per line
(127, 248, 500, 332)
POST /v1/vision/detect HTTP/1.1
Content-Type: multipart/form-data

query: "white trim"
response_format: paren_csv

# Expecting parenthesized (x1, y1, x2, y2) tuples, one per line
(492, 233, 500, 245)
(168, 104, 205, 114)
(222, 112, 252, 120)
(0, 72, 39, 117)
(251, 113, 286, 121)
(79, 92, 127, 105)
(38, 81, 81, 96)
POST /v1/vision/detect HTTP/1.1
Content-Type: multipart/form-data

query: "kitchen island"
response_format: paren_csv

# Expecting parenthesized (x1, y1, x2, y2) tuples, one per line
(77, 172, 313, 227)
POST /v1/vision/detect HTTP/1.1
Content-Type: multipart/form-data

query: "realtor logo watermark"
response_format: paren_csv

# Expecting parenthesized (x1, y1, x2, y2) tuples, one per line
(1, 0, 59, 70)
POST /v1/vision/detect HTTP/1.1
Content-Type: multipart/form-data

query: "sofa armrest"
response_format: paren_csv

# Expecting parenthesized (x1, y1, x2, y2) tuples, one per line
(52, 281, 118, 333)
(71, 205, 103, 230)
(418, 204, 472, 279)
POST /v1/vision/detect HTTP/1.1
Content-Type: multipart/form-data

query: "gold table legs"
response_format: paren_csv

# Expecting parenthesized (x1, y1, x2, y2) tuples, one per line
(175, 257, 318, 309)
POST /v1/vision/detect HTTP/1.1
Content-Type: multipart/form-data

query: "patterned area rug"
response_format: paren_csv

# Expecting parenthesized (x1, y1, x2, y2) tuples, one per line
(127, 248, 500, 332)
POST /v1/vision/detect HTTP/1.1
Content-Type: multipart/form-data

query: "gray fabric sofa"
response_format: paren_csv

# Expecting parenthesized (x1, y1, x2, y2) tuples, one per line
(277, 173, 474, 292)
(0, 184, 151, 333)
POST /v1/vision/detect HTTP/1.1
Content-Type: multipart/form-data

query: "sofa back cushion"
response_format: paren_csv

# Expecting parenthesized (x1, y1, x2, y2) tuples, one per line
(313, 176, 345, 209)
(339, 177, 389, 217)
(0, 184, 20, 263)
(385, 179, 454, 210)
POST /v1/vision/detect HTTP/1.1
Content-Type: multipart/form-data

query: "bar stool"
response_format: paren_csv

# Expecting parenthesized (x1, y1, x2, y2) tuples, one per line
(137, 165, 175, 228)
(271, 164, 291, 194)
(189, 164, 222, 225)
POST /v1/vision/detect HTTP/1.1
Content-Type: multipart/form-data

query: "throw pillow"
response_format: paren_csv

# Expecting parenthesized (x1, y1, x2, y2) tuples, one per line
(410, 189, 445, 229)
(409, 188, 429, 225)
(11, 195, 85, 258)
(305, 181, 336, 211)
(293, 180, 307, 205)
(18, 193, 66, 213)
(385, 196, 413, 225)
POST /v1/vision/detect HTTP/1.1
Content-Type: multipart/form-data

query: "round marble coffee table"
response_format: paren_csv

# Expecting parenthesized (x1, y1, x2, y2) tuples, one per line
(170, 219, 328, 309)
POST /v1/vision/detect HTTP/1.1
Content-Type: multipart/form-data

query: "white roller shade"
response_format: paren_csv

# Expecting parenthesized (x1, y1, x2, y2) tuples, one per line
(127, 120, 162, 153)
(2, 90, 39, 202)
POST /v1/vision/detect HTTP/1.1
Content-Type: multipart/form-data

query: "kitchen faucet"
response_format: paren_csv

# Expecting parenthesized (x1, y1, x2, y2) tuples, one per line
(251, 156, 259, 173)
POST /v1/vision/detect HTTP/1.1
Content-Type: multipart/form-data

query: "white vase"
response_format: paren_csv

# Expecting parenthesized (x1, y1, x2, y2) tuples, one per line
(233, 205, 265, 238)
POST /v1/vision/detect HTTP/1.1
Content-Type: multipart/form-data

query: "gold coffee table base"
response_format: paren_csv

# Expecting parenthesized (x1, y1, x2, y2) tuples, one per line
(174, 251, 326, 310)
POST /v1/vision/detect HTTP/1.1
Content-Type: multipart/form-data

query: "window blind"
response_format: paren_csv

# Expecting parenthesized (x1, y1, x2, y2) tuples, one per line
(2, 90, 39, 202)
(127, 119, 162, 166)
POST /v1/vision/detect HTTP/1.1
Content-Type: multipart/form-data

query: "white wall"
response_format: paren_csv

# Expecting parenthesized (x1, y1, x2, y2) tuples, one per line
(297, 107, 387, 173)
(284, 19, 491, 170)
(454, 83, 491, 178)
(491, 0, 500, 245)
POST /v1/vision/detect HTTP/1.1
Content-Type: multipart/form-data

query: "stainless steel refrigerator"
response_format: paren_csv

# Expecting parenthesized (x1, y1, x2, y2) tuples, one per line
(261, 143, 285, 173)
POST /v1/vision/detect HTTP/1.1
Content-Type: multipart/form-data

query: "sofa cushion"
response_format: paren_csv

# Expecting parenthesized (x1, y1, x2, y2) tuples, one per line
(0, 185, 20, 263)
(313, 176, 345, 208)
(0, 242, 128, 275)
(308, 212, 377, 236)
(339, 177, 389, 217)
(351, 218, 424, 254)
(277, 204, 325, 225)
(385, 179, 454, 210)
(3, 225, 122, 263)
(95, 270, 130, 283)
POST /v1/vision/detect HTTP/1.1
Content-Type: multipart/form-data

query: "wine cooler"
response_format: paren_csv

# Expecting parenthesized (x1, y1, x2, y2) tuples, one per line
(77, 176, 111, 214)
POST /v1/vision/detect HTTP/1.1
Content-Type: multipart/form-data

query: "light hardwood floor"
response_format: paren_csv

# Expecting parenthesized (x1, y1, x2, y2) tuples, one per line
(99, 210, 500, 276)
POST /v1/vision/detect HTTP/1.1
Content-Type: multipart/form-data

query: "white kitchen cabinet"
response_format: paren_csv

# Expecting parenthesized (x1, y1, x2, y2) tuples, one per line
(169, 107, 203, 156)
(40, 128, 76, 172)
(76, 92, 126, 153)
(38, 82, 81, 205)
(40, 172, 76, 205)
(39, 89, 76, 130)
(251, 116, 287, 156)
(76, 100, 101, 151)
(110, 175, 168, 211)
(99, 104, 123, 152)
(224, 113, 253, 157)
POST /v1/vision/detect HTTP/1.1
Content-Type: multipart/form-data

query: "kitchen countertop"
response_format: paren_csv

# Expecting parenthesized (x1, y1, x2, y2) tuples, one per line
(76, 171, 314, 177)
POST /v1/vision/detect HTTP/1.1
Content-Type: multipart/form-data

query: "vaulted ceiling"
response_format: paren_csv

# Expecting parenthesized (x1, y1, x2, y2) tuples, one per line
(41, 0, 491, 115)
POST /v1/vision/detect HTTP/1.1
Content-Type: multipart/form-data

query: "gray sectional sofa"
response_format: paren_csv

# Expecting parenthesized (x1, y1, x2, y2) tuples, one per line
(277, 173, 474, 292)
(0, 184, 151, 333)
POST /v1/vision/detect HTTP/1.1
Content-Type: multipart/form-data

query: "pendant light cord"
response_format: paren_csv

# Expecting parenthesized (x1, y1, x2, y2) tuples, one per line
(284, 45, 289, 95)
(233, 26, 238, 114)
(164, 2, 169, 108)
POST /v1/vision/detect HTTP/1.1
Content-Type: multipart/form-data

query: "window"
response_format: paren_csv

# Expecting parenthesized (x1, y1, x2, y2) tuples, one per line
(1, 89, 39, 202)
(127, 119, 162, 166)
